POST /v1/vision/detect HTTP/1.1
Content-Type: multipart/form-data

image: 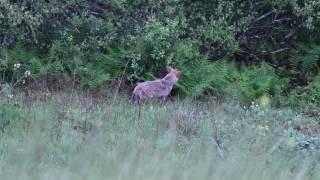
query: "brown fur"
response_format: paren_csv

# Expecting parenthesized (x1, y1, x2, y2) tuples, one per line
(132, 66, 182, 102)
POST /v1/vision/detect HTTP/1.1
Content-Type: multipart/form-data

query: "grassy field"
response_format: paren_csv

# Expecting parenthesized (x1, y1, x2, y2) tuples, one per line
(0, 92, 320, 180)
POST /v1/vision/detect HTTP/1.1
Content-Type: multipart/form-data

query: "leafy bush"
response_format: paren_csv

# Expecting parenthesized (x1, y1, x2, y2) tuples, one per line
(127, 16, 186, 76)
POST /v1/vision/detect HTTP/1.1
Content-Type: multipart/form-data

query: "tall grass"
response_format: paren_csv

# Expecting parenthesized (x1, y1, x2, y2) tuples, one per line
(0, 93, 319, 180)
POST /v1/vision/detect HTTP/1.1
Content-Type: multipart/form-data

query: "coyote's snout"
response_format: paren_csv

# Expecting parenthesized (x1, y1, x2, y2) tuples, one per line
(132, 66, 182, 102)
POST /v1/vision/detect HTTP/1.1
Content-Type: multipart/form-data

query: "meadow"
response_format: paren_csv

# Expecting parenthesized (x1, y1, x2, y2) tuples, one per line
(0, 92, 319, 180)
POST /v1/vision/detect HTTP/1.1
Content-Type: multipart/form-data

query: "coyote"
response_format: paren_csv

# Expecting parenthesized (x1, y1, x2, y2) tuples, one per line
(132, 66, 182, 102)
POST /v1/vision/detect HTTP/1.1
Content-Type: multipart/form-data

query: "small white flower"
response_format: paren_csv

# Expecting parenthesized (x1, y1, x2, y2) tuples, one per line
(22, 80, 25, 84)
(13, 63, 21, 70)
(7, 94, 13, 99)
(24, 70, 31, 77)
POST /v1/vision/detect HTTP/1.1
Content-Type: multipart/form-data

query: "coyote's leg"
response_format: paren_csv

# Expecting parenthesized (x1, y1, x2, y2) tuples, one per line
(135, 96, 143, 124)
(138, 100, 142, 120)
(161, 96, 166, 101)
(160, 96, 167, 104)
(131, 94, 142, 122)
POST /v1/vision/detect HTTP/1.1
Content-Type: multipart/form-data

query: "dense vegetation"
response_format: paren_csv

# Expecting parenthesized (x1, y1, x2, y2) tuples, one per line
(0, 0, 319, 107)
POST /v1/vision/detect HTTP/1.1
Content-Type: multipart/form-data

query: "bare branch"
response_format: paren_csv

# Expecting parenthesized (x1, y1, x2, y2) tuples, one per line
(251, 10, 274, 24)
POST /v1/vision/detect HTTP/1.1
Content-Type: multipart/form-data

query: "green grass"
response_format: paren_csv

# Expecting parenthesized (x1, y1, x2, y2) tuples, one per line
(0, 93, 320, 180)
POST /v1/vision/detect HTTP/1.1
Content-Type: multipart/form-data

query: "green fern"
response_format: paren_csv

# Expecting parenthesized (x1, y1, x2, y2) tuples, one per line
(282, 75, 320, 107)
(76, 46, 129, 91)
(291, 43, 320, 77)
(47, 61, 63, 75)
(229, 63, 287, 103)
(177, 60, 235, 96)
(0, 46, 43, 81)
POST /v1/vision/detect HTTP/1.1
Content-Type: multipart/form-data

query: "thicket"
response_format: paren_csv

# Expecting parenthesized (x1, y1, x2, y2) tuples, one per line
(0, 0, 320, 107)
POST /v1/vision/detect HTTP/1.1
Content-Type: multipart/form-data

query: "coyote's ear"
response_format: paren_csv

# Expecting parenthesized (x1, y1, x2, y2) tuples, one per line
(166, 66, 173, 72)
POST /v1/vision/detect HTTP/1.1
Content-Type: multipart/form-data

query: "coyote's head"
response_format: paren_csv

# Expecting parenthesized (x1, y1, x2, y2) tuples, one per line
(166, 66, 182, 77)
(164, 66, 182, 84)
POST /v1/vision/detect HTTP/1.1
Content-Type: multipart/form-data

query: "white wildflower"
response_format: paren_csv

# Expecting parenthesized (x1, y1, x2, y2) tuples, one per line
(22, 80, 25, 84)
(7, 94, 13, 99)
(13, 63, 21, 70)
(24, 70, 31, 77)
